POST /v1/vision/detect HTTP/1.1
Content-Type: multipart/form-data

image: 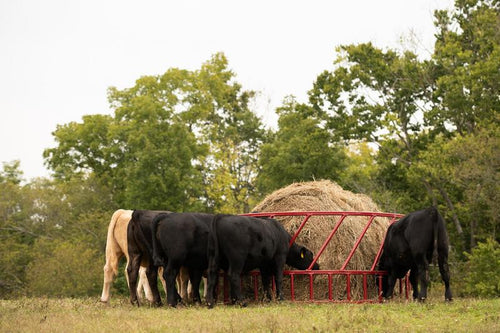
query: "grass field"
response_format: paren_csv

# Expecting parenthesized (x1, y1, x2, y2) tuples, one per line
(1, 296, 499, 332)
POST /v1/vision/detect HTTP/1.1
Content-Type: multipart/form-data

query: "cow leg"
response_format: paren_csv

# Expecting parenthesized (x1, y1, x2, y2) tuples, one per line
(202, 277, 208, 299)
(384, 273, 397, 299)
(227, 264, 245, 307)
(126, 254, 142, 306)
(415, 255, 430, 301)
(409, 268, 419, 300)
(164, 264, 180, 307)
(138, 266, 152, 302)
(158, 266, 167, 300)
(438, 252, 453, 301)
(177, 266, 189, 301)
(145, 262, 162, 307)
(206, 268, 219, 308)
(260, 267, 273, 301)
(188, 268, 203, 304)
(101, 251, 122, 303)
(273, 258, 286, 301)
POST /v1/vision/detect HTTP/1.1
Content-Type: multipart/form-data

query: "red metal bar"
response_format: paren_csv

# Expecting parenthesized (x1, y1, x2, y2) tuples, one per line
(292, 299, 382, 304)
(289, 214, 312, 247)
(340, 215, 375, 270)
(405, 275, 410, 299)
(309, 273, 314, 301)
(328, 274, 333, 301)
(244, 211, 404, 218)
(378, 275, 383, 302)
(284, 269, 389, 275)
(239, 211, 406, 303)
(346, 274, 351, 301)
(363, 274, 368, 300)
(307, 215, 347, 269)
(370, 215, 401, 271)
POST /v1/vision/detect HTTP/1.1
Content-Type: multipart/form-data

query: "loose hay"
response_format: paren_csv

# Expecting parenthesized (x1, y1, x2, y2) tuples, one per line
(249, 180, 392, 301)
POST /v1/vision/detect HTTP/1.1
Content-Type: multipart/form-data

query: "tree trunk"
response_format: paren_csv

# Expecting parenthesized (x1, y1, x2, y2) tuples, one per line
(422, 179, 438, 206)
(437, 185, 464, 235)
(470, 219, 476, 249)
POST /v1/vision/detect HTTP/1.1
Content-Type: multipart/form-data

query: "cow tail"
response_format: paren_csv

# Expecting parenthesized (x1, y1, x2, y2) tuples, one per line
(105, 209, 125, 274)
(208, 214, 221, 273)
(151, 213, 165, 267)
(432, 207, 439, 265)
(435, 207, 449, 256)
(130, 211, 154, 262)
(106, 209, 123, 251)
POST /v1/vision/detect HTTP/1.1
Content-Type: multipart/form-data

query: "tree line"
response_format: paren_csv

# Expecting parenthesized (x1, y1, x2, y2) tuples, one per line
(1, 0, 498, 298)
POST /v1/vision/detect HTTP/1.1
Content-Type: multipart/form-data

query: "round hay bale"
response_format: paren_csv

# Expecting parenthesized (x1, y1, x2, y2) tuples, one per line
(250, 180, 390, 301)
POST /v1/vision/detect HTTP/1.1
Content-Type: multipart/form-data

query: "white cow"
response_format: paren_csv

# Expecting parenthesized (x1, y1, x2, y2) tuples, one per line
(100, 209, 192, 304)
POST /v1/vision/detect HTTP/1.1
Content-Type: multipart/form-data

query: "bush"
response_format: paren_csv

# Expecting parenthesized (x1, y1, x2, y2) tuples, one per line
(463, 238, 500, 297)
(26, 239, 102, 297)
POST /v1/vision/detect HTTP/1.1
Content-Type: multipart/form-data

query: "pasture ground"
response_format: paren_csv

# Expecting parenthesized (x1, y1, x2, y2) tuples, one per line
(0, 296, 498, 332)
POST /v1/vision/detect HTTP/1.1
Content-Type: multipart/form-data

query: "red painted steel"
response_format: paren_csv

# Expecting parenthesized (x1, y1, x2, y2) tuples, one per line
(215, 211, 409, 304)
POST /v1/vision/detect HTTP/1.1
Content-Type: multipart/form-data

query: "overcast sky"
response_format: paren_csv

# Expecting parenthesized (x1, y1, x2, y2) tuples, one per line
(0, 0, 454, 181)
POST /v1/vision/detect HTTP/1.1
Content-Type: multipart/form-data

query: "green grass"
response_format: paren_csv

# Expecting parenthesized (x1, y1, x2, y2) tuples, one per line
(0, 297, 499, 332)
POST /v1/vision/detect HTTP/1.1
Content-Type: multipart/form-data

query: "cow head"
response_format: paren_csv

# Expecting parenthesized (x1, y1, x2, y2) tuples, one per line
(377, 251, 391, 298)
(287, 244, 320, 270)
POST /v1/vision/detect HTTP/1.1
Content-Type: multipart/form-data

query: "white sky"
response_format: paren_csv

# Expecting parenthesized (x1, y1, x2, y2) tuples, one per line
(0, 0, 454, 181)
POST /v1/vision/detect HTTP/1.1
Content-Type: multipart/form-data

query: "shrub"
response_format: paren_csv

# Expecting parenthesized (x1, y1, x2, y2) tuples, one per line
(463, 238, 500, 297)
(26, 238, 102, 297)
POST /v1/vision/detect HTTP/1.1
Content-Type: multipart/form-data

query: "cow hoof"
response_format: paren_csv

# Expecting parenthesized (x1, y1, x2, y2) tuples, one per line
(418, 297, 426, 302)
(445, 297, 453, 302)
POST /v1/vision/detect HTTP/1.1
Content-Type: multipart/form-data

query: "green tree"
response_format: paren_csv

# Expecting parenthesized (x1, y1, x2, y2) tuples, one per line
(431, 0, 500, 134)
(308, 0, 499, 251)
(257, 97, 347, 194)
(0, 160, 24, 185)
(411, 125, 499, 249)
(309, 42, 439, 211)
(0, 162, 114, 297)
(44, 53, 265, 212)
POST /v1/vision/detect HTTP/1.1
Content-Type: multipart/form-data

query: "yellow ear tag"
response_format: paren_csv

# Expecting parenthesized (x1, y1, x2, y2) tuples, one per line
(300, 252, 304, 259)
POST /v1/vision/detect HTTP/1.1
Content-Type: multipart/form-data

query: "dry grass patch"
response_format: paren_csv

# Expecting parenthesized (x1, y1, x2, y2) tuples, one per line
(0, 297, 498, 332)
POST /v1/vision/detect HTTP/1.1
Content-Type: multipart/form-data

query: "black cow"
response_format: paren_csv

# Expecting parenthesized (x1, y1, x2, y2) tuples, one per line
(378, 207, 453, 301)
(206, 214, 320, 308)
(152, 212, 214, 307)
(127, 209, 172, 307)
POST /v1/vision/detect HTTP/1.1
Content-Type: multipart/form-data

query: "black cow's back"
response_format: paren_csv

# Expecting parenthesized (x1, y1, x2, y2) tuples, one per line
(211, 214, 289, 272)
(153, 212, 213, 269)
